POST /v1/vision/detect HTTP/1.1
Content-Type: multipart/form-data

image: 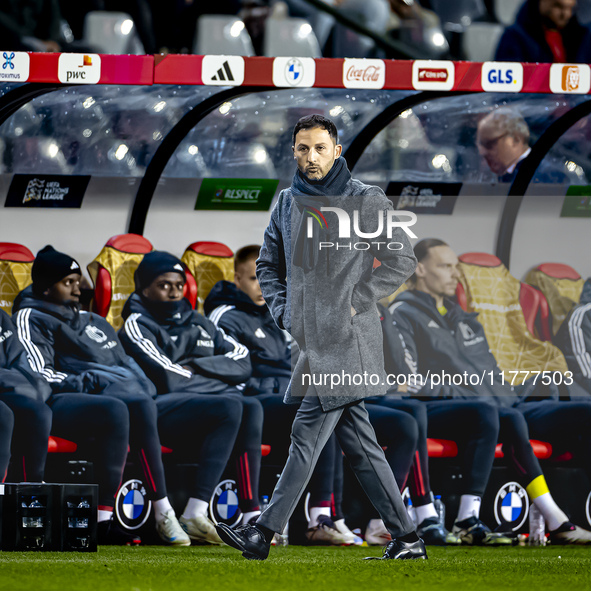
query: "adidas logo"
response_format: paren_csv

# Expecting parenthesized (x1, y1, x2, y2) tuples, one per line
(211, 61, 234, 82)
(255, 328, 266, 339)
(173, 264, 183, 272)
(427, 320, 439, 328)
(71, 261, 79, 270)
(170, 335, 178, 342)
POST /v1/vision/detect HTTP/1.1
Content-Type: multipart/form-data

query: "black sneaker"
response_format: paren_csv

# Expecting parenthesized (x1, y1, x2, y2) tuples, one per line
(365, 538, 428, 560)
(550, 521, 591, 545)
(417, 517, 460, 546)
(216, 523, 271, 560)
(98, 519, 141, 546)
(452, 516, 512, 546)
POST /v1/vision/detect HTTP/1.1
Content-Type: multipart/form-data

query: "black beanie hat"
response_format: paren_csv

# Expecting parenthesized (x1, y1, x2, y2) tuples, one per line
(134, 251, 186, 292)
(32, 245, 81, 296)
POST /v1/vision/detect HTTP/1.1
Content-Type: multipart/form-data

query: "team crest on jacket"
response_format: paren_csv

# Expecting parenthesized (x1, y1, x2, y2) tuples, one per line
(115, 479, 151, 530)
(254, 328, 266, 339)
(210, 479, 242, 527)
(85, 325, 108, 343)
(494, 482, 529, 531)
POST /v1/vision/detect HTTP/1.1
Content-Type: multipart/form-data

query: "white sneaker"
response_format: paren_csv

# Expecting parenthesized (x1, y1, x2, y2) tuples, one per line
(156, 509, 191, 546)
(365, 519, 392, 546)
(179, 514, 223, 545)
(305, 515, 349, 545)
(334, 518, 363, 546)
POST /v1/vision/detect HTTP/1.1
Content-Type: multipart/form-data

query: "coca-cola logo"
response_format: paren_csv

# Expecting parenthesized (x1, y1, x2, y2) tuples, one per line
(346, 65, 382, 82)
(418, 68, 448, 82)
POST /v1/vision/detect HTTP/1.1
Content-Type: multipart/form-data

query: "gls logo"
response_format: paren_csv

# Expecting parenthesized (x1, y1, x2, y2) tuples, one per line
(307, 208, 417, 252)
(58, 54, 101, 84)
(481, 62, 523, 93)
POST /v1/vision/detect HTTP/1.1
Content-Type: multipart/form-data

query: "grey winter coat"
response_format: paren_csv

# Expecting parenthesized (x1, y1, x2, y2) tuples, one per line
(256, 179, 417, 411)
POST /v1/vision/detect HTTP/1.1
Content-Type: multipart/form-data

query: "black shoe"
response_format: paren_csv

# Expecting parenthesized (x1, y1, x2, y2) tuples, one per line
(98, 519, 141, 546)
(452, 516, 512, 546)
(365, 538, 428, 560)
(417, 517, 460, 546)
(549, 521, 591, 545)
(216, 523, 271, 560)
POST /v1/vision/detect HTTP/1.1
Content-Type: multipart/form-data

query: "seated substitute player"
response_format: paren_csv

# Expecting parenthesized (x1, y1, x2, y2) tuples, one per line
(205, 245, 432, 547)
(389, 238, 591, 544)
(0, 307, 52, 484)
(119, 251, 264, 529)
(13, 245, 234, 547)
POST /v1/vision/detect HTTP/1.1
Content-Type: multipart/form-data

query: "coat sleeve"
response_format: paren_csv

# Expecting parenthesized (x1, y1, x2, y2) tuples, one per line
(257, 193, 288, 330)
(120, 312, 194, 394)
(562, 305, 591, 394)
(494, 27, 528, 62)
(13, 308, 87, 393)
(351, 192, 417, 314)
(187, 321, 252, 386)
(1, 310, 25, 368)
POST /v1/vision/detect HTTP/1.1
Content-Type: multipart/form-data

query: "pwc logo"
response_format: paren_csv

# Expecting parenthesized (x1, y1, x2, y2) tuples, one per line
(481, 62, 523, 92)
(550, 63, 591, 94)
(412, 60, 454, 91)
(58, 54, 101, 84)
(343, 59, 385, 89)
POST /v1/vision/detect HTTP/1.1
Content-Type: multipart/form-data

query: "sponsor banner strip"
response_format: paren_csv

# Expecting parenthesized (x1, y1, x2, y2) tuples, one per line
(7, 54, 591, 94)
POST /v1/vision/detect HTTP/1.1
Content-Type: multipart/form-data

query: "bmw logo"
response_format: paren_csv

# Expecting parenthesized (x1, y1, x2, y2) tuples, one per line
(210, 479, 242, 527)
(285, 58, 304, 86)
(115, 479, 151, 530)
(494, 482, 529, 531)
(586, 491, 591, 527)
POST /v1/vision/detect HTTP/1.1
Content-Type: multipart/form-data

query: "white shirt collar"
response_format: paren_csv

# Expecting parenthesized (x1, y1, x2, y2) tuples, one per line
(505, 147, 531, 175)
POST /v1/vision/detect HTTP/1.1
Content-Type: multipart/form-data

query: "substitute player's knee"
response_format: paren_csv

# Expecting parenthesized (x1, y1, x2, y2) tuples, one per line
(94, 398, 130, 434)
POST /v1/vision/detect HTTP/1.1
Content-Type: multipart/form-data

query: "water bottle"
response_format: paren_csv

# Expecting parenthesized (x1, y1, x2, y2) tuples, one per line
(528, 504, 546, 546)
(260, 495, 269, 515)
(434, 495, 446, 527)
(406, 497, 417, 527)
(77, 498, 90, 528)
(276, 523, 289, 547)
(22, 497, 44, 528)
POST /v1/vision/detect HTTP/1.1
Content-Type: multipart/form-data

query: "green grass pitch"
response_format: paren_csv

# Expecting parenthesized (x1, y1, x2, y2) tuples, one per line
(1, 545, 590, 591)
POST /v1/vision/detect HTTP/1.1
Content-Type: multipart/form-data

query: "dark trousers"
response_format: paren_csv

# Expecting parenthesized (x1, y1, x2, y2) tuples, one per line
(156, 393, 242, 501)
(49, 393, 130, 508)
(1, 393, 52, 483)
(0, 401, 13, 481)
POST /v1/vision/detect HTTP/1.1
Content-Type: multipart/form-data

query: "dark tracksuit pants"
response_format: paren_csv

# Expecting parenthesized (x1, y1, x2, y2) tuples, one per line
(156, 393, 242, 502)
(49, 393, 130, 508)
(0, 401, 13, 481)
(0, 393, 52, 483)
(370, 397, 500, 504)
(517, 400, 591, 481)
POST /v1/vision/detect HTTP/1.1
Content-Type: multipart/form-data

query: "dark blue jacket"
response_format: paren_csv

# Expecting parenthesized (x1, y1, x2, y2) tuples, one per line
(555, 279, 591, 395)
(119, 293, 251, 396)
(0, 308, 51, 401)
(204, 280, 291, 396)
(496, 0, 591, 63)
(12, 286, 154, 397)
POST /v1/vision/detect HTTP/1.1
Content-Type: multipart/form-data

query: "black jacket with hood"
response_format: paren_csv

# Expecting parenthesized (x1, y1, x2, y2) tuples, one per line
(12, 286, 155, 397)
(389, 289, 557, 405)
(204, 280, 291, 396)
(119, 293, 251, 396)
(555, 279, 591, 395)
(0, 308, 51, 401)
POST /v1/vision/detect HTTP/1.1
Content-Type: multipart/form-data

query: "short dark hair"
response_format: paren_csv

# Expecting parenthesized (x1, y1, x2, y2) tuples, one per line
(409, 238, 449, 285)
(234, 244, 261, 271)
(292, 114, 338, 146)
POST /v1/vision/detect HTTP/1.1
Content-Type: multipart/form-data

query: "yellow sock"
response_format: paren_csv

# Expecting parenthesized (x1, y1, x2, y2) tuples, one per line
(526, 475, 549, 500)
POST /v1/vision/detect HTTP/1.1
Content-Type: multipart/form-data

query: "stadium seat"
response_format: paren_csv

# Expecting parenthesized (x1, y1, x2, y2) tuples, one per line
(429, 0, 487, 29)
(462, 22, 504, 61)
(263, 16, 321, 58)
(181, 242, 234, 314)
(194, 15, 255, 56)
(87, 234, 153, 331)
(0, 242, 35, 315)
(82, 11, 145, 55)
(456, 253, 568, 384)
(494, 0, 522, 26)
(519, 283, 553, 342)
(427, 438, 458, 458)
(47, 436, 78, 453)
(525, 263, 585, 337)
